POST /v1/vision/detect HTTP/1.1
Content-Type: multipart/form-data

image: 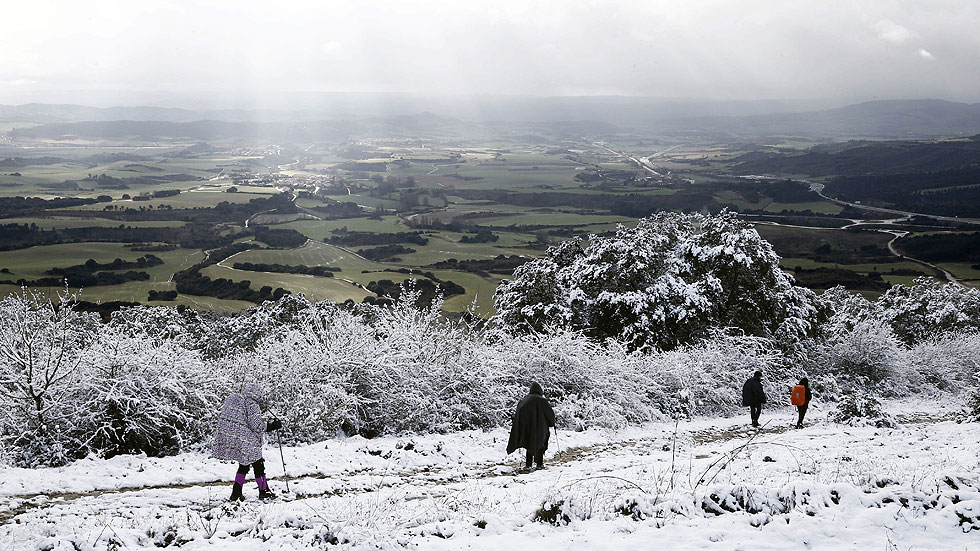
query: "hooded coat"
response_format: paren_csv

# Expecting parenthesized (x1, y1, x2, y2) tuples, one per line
(507, 383, 556, 455)
(742, 376, 767, 407)
(212, 384, 268, 465)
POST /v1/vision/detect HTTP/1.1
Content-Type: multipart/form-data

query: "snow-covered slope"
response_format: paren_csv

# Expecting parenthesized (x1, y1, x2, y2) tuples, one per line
(2, 399, 978, 550)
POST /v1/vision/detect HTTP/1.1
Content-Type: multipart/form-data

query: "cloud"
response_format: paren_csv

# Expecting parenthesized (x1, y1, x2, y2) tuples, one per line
(321, 41, 344, 56)
(874, 20, 912, 43)
(1, 1, 979, 105)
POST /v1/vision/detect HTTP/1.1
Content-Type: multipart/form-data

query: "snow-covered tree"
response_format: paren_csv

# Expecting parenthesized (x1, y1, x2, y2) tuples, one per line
(877, 277, 980, 345)
(494, 211, 820, 351)
(0, 289, 97, 465)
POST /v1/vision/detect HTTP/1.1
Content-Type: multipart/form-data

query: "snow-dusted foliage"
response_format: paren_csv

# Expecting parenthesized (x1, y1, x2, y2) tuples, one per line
(829, 394, 897, 428)
(0, 292, 230, 466)
(0, 289, 99, 466)
(877, 277, 980, 345)
(967, 391, 980, 422)
(809, 282, 980, 398)
(3, 222, 980, 467)
(901, 332, 980, 392)
(242, 291, 790, 439)
(197, 294, 315, 360)
(494, 211, 821, 351)
(78, 322, 230, 459)
(810, 319, 902, 392)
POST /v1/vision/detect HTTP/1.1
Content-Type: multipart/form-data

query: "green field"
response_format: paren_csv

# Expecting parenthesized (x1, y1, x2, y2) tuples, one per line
(279, 217, 409, 240)
(394, 231, 534, 265)
(201, 263, 374, 304)
(0, 242, 199, 280)
(937, 262, 980, 282)
(763, 200, 844, 215)
(0, 242, 242, 308)
(472, 212, 634, 227)
(0, 217, 188, 229)
(215, 241, 503, 314)
(1, 136, 961, 315)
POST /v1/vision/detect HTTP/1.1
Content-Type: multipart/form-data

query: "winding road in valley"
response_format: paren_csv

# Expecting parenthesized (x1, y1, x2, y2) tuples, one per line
(809, 182, 980, 226)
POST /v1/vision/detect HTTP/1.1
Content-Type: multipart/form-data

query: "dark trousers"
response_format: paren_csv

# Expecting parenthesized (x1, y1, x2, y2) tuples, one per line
(234, 459, 268, 490)
(236, 459, 266, 479)
(749, 405, 762, 425)
(796, 405, 808, 426)
(525, 447, 545, 468)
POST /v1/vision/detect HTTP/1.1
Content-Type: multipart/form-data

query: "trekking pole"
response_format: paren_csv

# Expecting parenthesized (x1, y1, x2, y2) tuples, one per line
(553, 426, 561, 454)
(276, 426, 290, 494)
(268, 408, 290, 494)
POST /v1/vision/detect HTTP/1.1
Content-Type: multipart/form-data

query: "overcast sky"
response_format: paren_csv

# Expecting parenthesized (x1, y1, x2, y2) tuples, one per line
(1, 0, 978, 107)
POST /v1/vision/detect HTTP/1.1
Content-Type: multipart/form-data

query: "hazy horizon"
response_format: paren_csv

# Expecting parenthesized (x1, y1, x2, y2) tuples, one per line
(2, 0, 979, 110)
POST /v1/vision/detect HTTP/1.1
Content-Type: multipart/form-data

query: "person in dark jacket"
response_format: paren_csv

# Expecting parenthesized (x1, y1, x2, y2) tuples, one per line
(507, 382, 556, 472)
(212, 384, 284, 501)
(741, 371, 767, 427)
(795, 377, 813, 429)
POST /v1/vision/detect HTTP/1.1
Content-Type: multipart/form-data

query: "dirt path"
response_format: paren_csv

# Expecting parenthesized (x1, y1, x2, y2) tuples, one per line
(2, 411, 952, 525)
(0, 418, 802, 525)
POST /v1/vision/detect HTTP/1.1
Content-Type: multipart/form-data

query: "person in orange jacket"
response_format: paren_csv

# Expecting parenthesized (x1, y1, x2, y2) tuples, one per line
(791, 378, 812, 428)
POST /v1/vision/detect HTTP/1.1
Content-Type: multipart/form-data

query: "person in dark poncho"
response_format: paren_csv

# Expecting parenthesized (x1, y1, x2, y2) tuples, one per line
(507, 382, 556, 472)
(741, 370, 767, 427)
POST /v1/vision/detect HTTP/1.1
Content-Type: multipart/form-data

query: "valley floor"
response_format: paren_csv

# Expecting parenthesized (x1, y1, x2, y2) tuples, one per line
(1, 398, 978, 550)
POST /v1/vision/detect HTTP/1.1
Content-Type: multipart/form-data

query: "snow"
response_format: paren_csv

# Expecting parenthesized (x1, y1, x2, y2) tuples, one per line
(3, 398, 978, 550)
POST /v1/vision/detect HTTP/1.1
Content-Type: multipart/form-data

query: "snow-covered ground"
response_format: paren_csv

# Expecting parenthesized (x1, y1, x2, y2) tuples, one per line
(2, 399, 978, 550)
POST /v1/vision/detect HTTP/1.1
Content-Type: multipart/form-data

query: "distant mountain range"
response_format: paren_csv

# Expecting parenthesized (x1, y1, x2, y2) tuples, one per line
(697, 99, 980, 139)
(734, 134, 980, 177)
(3, 98, 980, 140)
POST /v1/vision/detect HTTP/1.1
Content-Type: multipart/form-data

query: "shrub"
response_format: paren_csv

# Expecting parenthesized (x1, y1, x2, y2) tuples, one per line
(494, 211, 821, 351)
(965, 389, 980, 422)
(4, 263, 980, 467)
(811, 319, 902, 392)
(78, 327, 229, 458)
(0, 288, 97, 466)
(829, 394, 897, 428)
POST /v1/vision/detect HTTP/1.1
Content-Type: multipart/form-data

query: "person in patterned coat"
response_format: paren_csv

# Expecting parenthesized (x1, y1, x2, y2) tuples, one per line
(212, 384, 283, 501)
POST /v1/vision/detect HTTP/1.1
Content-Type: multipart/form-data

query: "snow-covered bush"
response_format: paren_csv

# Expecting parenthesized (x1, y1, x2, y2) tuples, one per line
(533, 490, 603, 525)
(77, 324, 230, 458)
(965, 390, 980, 423)
(241, 307, 369, 441)
(829, 394, 897, 428)
(810, 284, 980, 398)
(670, 333, 789, 415)
(810, 319, 902, 394)
(478, 329, 663, 430)
(242, 287, 508, 438)
(197, 294, 315, 360)
(494, 210, 821, 351)
(878, 277, 980, 345)
(0, 292, 230, 466)
(227, 291, 790, 444)
(901, 332, 980, 392)
(0, 288, 99, 466)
